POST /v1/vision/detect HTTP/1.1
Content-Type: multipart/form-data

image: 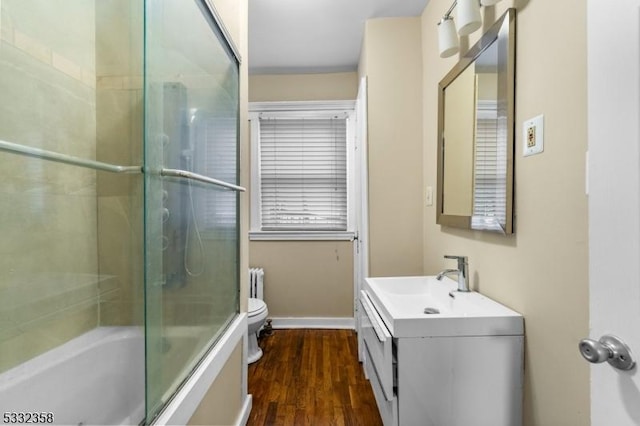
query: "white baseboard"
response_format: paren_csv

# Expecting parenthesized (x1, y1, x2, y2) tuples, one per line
(270, 317, 355, 329)
(235, 394, 252, 426)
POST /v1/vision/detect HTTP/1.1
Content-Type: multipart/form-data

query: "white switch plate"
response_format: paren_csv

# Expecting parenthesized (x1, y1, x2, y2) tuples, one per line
(425, 186, 433, 206)
(523, 114, 544, 157)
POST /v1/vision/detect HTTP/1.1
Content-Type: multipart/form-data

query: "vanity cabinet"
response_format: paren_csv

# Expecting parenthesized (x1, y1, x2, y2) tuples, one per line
(359, 289, 523, 426)
(359, 293, 397, 425)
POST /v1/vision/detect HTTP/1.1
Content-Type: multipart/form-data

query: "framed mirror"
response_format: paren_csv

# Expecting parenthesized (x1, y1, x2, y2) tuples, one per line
(436, 9, 515, 234)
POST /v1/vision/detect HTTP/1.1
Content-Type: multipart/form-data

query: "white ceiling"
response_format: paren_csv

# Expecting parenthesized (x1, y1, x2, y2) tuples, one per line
(248, 0, 430, 74)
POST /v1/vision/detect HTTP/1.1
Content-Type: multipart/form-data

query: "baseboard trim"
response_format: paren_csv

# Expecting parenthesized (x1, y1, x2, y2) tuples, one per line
(270, 317, 355, 329)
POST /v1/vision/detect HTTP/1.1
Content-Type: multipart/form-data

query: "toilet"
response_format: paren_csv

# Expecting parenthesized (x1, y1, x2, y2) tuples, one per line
(247, 297, 268, 363)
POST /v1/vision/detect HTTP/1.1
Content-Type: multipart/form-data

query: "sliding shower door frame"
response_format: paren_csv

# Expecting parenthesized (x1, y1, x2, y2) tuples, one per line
(142, 0, 243, 422)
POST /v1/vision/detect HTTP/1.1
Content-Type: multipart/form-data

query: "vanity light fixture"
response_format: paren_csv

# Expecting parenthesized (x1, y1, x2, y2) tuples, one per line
(457, 0, 482, 35)
(438, 16, 459, 58)
(437, 0, 504, 58)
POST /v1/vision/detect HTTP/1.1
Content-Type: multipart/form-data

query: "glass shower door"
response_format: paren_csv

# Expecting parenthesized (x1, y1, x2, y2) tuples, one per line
(143, 0, 241, 420)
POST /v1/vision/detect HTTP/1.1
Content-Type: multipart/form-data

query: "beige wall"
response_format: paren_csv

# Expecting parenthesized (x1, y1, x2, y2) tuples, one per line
(249, 72, 358, 101)
(189, 341, 244, 426)
(248, 72, 358, 319)
(250, 241, 354, 317)
(358, 17, 424, 277)
(421, 1, 589, 425)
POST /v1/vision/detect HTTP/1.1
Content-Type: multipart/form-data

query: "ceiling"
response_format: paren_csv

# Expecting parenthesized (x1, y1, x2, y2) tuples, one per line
(248, 0, 430, 75)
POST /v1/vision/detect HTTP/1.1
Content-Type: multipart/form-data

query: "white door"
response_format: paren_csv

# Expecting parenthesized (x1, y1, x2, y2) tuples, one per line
(354, 77, 369, 357)
(587, 1, 640, 424)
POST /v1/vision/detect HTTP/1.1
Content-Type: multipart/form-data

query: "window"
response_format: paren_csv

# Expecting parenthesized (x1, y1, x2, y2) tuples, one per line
(472, 100, 507, 229)
(197, 113, 238, 231)
(250, 101, 355, 240)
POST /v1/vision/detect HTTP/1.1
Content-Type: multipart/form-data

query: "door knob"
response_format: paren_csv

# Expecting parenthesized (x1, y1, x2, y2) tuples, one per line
(578, 334, 635, 371)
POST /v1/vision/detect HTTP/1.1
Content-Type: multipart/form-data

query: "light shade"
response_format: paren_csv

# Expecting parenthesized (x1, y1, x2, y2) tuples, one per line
(457, 0, 482, 36)
(480, 0, 502, 5)
(438, 17, 459, 58)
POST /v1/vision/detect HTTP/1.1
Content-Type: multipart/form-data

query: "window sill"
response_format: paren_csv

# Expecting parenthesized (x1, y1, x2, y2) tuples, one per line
(249, 231, 355, 241)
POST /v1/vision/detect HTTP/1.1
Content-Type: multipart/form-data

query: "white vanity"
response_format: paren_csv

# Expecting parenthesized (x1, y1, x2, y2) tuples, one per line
(359, 276, 523, 426)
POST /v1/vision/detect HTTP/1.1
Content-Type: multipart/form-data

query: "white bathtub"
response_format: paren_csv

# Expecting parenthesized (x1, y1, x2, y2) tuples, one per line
(0, 327, 145, 426)
(0, 316, 250, 426)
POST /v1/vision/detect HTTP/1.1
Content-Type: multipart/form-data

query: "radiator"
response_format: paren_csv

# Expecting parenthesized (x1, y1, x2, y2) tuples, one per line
(249, 268, 264, 300)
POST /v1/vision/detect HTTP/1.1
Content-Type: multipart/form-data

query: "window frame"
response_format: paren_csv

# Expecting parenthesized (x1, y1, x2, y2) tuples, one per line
(249, 101, 356, 241)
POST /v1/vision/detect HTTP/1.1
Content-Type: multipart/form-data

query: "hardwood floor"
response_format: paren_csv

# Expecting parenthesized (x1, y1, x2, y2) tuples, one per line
(247, 329, 383, 426)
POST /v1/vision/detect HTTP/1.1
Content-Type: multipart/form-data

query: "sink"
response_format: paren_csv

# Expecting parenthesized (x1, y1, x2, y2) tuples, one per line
(363, 276, 523, 338)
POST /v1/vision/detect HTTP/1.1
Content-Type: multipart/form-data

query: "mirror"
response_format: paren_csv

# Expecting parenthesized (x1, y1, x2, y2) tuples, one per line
(436, 9, 515, 234)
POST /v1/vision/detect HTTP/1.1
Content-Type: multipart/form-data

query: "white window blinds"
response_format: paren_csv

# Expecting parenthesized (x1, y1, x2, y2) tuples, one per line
(192, 113, 238, 231)
(473, 102, 507, 226)
(258, 117, 347, 231)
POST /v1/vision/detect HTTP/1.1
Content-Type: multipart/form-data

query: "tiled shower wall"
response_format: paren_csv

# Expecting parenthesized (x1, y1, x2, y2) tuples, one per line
(0, 0, 99, 372)
(0, 0, 144, 373)
(95, 0, 144, 327)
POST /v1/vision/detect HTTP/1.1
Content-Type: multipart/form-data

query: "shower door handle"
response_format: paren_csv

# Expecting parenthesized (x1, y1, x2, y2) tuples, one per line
(160, 168, 246, 192)
(0, 139, 142, 174)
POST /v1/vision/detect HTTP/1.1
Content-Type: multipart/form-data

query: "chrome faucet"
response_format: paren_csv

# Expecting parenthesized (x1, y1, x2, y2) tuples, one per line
(436, 255, 470, 293)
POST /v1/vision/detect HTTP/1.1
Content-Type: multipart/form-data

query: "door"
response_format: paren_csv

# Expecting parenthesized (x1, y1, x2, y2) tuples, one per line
(354, 76, 370, 358)
(587, 1, 640, 424)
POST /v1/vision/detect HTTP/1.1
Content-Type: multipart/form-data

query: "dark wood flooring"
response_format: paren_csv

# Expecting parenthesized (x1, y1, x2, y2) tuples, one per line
(247, 329, 383, 426)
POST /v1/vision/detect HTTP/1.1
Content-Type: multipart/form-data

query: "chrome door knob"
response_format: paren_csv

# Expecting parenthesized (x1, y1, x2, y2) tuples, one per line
(579, 338, 611, 363)
(578, 334, 635, 371)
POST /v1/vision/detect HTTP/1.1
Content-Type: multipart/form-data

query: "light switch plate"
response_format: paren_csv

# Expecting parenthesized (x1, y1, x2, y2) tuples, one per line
(425, 186, 433, 206)
(523, 114, 544, 157)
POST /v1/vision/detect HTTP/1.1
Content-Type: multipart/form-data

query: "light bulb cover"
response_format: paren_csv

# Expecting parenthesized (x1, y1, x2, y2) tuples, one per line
(438, 17, 459, 58)
(457, 0, 482, 36)
(480, 0, 502, 5)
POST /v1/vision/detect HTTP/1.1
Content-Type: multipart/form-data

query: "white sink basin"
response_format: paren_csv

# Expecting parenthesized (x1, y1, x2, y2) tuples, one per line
(363, 276, 523, 338)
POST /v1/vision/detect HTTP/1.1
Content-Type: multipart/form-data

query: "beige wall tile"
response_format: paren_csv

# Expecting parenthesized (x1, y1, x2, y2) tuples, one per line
(13, 30, 50, 64)
(0, 14, 13, 44)
(95, 0, 144, 330)
(0, 301, 98, 372)
(52, 51, 83, 81)
(0, 0, 99, 373)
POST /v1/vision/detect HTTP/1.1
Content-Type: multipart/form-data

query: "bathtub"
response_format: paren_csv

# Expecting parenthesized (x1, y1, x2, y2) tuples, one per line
(0, 315, 250, 426)
(0, 327, 145, 426)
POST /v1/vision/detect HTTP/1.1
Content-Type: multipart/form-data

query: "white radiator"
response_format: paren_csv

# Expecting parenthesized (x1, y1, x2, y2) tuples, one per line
(249, 268, 264, 300)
